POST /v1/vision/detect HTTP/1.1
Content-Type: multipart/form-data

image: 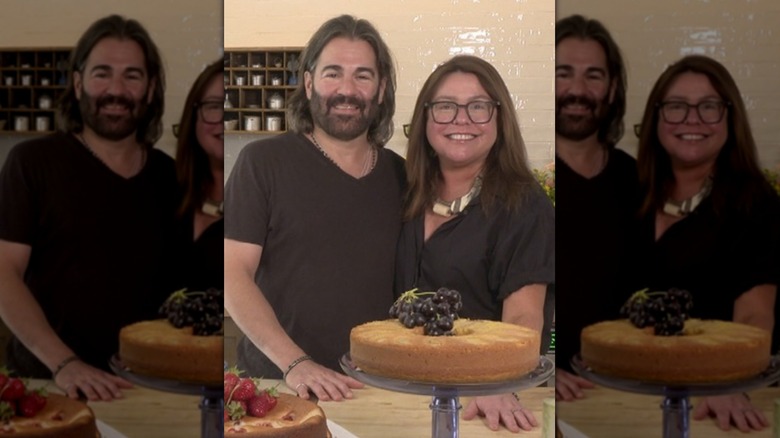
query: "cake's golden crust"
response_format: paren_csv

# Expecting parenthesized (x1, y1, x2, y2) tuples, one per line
(350, 319, 540, 383)
(581, 319, 771, 384)
(0, 394, 98, 437)
(119, 319, 223, 385)
(224, 393, 331, 437)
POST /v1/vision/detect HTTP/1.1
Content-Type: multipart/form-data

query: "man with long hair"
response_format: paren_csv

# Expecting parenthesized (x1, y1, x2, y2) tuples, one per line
(554, 14, 640, 401)
(224, 15, 405, 402)
(0, 15, 177, 401)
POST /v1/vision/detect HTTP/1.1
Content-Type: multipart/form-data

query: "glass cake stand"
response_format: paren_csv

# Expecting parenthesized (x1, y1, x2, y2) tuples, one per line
(571, 354, 780, 438)
(110, 355, 222, 438)
(340, 353, 554, 438)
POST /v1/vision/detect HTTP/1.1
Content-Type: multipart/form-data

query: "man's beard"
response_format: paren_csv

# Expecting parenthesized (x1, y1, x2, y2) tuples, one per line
(555, 94, 610, 142)
(309, 87, 380, 141)
(79, 90, 147, 141)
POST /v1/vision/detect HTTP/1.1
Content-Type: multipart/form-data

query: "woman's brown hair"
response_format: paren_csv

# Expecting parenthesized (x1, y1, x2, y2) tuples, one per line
(636, 55, 773, 217)
(174, 59, 223, 218)
(404, 55, 536, 220)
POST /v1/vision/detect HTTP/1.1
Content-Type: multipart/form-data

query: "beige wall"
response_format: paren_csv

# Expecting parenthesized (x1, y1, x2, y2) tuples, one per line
(0, 0, 224, 157)
(558, 0, 780, 168)
(225, 0, 555, 168)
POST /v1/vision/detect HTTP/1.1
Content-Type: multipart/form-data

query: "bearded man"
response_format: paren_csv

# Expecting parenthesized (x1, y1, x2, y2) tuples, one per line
(553, 15, 640, 401)
(224, 15, 405, 402)
(0, 15, 178, 401)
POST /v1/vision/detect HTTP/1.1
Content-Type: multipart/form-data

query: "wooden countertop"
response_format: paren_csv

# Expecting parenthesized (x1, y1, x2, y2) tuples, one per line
(557, 385, 780, 437)
(31, 379, 201, 438)
(265, 378, 555, 437)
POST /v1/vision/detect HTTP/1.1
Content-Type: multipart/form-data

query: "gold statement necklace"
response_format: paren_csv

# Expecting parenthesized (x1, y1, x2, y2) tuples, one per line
(201, 199, 223, 217)
(432, 175, 483, 217)
(662, 176, 713, 217)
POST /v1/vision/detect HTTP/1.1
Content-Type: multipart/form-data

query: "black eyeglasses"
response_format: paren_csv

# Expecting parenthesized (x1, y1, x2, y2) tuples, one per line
(425, 100, 499, 124)
(657, 100, 729, 124)
(197, 100, 224, 124)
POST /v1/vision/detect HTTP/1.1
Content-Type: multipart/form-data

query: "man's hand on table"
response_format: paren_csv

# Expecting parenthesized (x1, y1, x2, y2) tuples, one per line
(462, 393, 538, 433)
(555, 368, 595, 401)
(284, 360, 363, 402)
(54, 360, 132, 401)
(693, 393, 769, 432)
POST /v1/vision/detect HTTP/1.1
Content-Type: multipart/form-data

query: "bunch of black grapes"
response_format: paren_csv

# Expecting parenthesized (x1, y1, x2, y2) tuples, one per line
(159, 288, 224, 335)
(619, 288, 693, 336)
(389, 288, 463, 336)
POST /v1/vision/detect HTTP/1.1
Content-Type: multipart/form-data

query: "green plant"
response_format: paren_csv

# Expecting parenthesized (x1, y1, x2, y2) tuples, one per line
(533, 164, 555, 206)
(764, 168, 780, 195)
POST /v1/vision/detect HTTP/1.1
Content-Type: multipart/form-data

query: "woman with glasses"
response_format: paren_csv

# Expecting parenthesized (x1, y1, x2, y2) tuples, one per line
(632, 55, 780, 432)
(172, 59, 224, 292)
(395, 55, 555, 432)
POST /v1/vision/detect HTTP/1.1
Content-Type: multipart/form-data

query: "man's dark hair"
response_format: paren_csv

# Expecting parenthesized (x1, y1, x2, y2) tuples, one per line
(556, 14, 626, 147)
(57, 14, 165, 147)
(286, 15, 396, 147)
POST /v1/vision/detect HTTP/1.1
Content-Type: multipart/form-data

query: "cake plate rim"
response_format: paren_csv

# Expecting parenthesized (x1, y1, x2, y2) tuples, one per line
(339, 353, 553, 397)
(570, 353, 780, 397)
(109, 354, 222, 397)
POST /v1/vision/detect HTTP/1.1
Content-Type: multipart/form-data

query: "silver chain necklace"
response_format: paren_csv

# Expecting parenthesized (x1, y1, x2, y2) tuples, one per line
(77, 133, 146, 175)
(309, 132, 377, 178)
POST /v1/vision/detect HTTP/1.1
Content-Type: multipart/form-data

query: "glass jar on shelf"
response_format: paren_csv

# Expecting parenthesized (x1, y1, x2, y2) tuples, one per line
(267, 92, 284, 110)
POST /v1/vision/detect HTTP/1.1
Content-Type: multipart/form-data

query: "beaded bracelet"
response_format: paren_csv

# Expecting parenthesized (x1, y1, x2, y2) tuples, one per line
(283, 354, 312, 381)
(52, 355, 79, 379)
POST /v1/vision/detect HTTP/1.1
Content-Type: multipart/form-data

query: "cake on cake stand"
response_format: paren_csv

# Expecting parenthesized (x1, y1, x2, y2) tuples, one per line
(110, 355, 222, 438)
(571, 354, 780, 438)
(340, 353, 553, 438)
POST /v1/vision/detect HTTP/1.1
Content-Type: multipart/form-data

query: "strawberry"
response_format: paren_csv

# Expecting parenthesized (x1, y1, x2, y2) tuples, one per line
(224, 373, 240, 390)
(0, 401, 13, 422)
(224, 386, 232, 404)
(224, 365, 242, 382)
(0, 379, 25, 401)
(17, 391, 46, 418)
(230, 378, 258, 401)
(0, 366, 11, 391)
(225, 400, 246, 421)
(223, 366, 242, 402)
(247, 390, 277, 418)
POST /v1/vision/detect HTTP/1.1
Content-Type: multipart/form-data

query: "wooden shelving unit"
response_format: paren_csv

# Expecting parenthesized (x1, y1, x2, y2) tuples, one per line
(223, 48, 303, 134)
(0, 48, 71, 134)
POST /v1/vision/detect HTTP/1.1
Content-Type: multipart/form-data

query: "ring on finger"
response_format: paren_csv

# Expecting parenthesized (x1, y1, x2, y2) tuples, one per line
(295, 383, 308, 392)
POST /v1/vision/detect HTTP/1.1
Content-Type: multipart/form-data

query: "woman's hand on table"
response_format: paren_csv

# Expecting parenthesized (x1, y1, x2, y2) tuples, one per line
(555, 368, 595, 401)
(53, 360, 133, 401)
(462, 393, 538, 433)
(284, 360, 363, 402)
(693, 393, 769, 432)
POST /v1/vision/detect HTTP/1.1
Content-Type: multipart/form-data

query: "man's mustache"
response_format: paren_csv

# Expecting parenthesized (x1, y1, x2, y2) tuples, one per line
(557, 94, 596, 112)
(326, 95, 365, 112)
(96, 95, 136, 112)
